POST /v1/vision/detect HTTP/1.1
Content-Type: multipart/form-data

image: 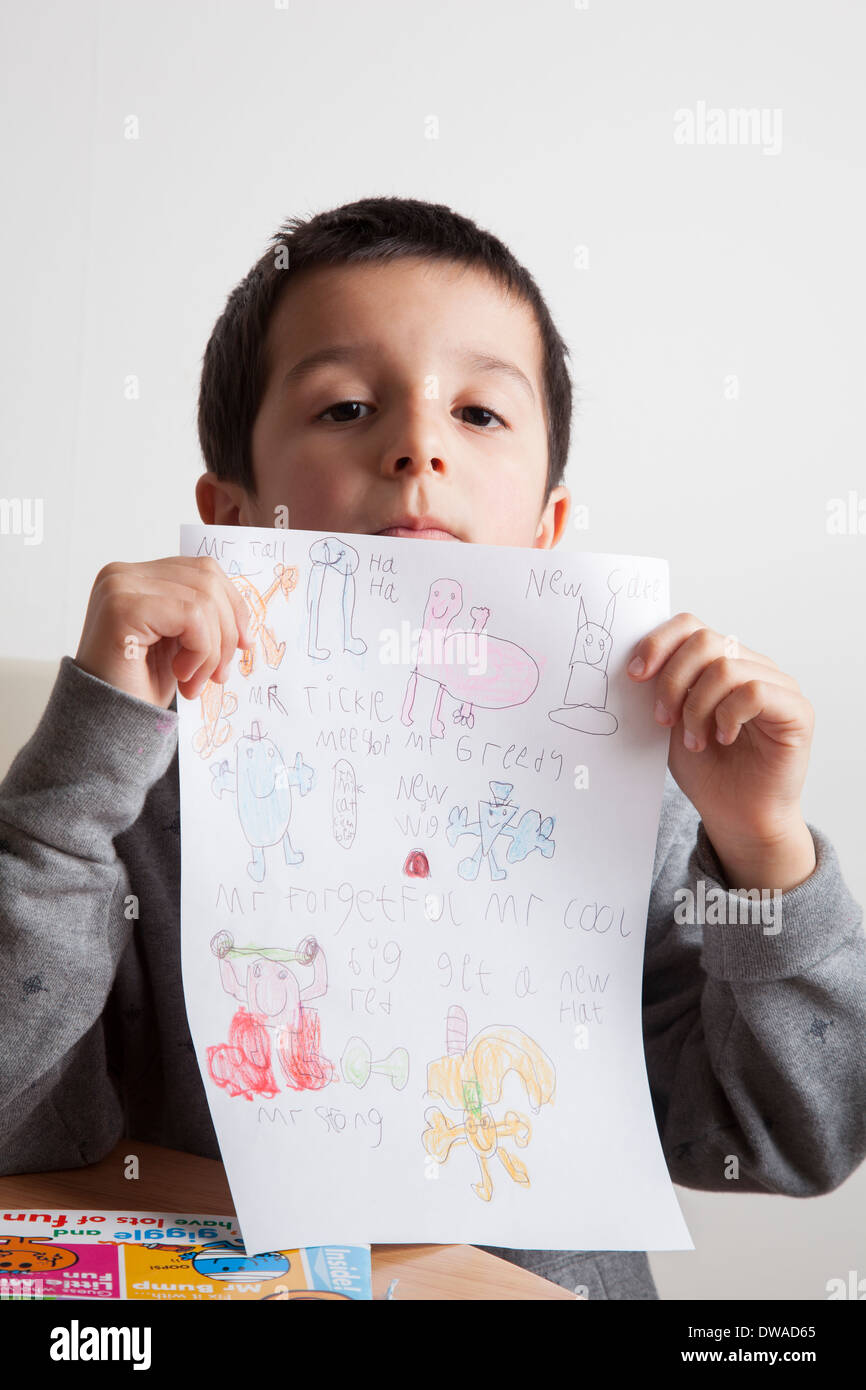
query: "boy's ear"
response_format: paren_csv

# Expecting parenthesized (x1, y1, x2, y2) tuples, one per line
(195, 472, 254, 526)
(535, 485, 571, 548)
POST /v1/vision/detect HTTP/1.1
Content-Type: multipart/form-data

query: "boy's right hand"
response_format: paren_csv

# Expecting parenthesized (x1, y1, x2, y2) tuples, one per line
(74, 557, 253, 709)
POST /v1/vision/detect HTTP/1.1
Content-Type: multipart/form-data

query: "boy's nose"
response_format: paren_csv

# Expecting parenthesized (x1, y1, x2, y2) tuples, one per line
(378, 401, 451, 476)
(389, 454, 446, 474)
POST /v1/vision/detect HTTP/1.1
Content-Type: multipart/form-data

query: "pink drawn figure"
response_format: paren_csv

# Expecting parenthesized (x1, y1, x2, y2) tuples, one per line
(403, 575, 539, 739)
(206, 932, 335, 1099)
(401, 579, 539, 739)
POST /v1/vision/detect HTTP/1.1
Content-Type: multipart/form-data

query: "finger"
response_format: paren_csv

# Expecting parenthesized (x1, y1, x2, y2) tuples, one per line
(112, 588, 214, 691)
(199, 562, 247, 687)
(190, 556, 255, 661)
(652, 629, 798, 728)
(124, 573, 222, 696)
(152, 559, 249, 689)
(679, 658, 802, 752)
(713, 681, 815, 750)
(627, 613, 781, 681)
(156, 557, 254, 670)
(172, 592, 224, 698)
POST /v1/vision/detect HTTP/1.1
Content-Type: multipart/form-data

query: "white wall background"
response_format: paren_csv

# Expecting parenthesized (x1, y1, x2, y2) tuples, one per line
(1, 0, 863, 1299)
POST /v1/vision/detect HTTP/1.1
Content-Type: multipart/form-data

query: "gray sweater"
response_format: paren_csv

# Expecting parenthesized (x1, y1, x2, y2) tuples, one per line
(1, 655, 865, 1300)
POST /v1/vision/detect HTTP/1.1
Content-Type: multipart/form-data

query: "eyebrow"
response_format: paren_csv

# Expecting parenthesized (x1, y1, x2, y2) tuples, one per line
(280, 344, 536, 404)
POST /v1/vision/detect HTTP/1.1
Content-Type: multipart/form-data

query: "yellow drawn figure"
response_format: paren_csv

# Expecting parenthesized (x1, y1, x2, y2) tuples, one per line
(423, 1006, 556, 1202)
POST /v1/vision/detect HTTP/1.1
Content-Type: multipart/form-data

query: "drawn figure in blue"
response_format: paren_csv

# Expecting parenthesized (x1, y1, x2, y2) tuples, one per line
(176, 1241, 291, 1281)
(446, 780, 555, 882)
(306, 536, 367, 660)
(210, 721, 315, 882)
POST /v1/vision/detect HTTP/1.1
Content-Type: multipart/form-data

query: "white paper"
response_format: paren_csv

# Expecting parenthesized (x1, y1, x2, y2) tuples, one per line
(177, 523, 692, 1257)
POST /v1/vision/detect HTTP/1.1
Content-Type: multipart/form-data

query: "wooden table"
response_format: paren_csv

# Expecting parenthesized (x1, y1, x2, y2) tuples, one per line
(0, 1142, 581, 1300)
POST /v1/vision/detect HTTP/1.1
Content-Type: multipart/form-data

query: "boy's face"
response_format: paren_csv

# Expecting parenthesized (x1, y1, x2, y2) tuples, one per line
(197, 256, 570, 548)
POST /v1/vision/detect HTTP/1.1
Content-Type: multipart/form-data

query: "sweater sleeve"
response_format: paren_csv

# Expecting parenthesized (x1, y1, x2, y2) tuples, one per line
(0, 655, 178, 1175)
(643, 770, 866, 1196)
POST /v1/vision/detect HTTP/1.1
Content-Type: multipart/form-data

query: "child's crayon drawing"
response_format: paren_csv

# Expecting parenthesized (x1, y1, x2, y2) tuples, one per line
(402, 848, 430, 877)
(548, 593, 619, 736)
(446, 780, 555, 881)
(332, 757, 359, 848)
(401, 579, 538, 738)
(209, 721, 315, 881)
(193, 679, 238, 758)
(422, 1005, 555, 1202)
(306, 536, 367, 660)
(230, 561, 298, 676)
(340, 1036, 409, 1090)
(177, 524, 692, 1257)
(206, 932, 335, 1098)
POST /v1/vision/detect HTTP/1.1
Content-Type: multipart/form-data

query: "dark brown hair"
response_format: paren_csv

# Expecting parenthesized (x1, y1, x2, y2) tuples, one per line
(197, 195, 573, 501)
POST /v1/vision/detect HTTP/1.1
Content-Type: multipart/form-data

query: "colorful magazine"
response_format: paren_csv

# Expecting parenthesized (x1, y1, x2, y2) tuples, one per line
(0, 1210, 371, 1300)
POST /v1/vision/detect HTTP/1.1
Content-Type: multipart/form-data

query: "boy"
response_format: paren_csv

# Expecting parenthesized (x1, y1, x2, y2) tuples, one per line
(1, 196, 865, 1301)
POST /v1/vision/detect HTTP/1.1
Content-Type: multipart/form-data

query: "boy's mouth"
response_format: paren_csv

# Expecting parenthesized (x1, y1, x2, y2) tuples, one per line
(375, 515, 461, 541)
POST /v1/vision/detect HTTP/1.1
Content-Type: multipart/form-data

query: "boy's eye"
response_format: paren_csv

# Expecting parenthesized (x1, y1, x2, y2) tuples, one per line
(315, 401, 507, 428)
(317, 400, 372, 423)
(459, 405, 506, 429)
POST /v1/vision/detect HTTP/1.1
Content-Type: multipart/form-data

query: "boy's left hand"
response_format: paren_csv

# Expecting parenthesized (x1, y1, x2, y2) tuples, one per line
(627, 613, 817, 893)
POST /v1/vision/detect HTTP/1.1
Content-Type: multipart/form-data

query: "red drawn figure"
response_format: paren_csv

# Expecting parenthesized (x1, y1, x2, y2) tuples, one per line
(206, 932, 335, 1099)
(403, 849, 430, 877)
(276, 1007, 333, 1091)
(207, 1006, 280, 1101)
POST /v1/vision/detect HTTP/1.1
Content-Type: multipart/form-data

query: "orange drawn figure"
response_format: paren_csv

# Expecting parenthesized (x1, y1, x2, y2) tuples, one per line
(422, 1005, 556, 1202)
(206, 932, 335, 1098)
(231, 562, 298, 677)
(192, 679, 239, 759)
